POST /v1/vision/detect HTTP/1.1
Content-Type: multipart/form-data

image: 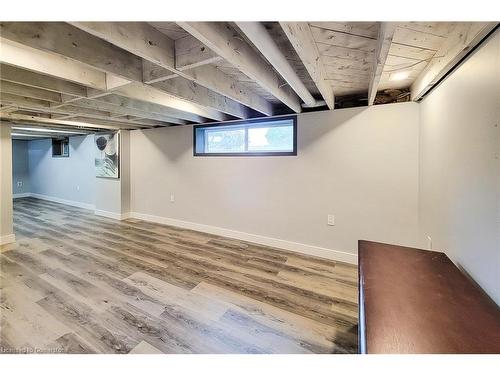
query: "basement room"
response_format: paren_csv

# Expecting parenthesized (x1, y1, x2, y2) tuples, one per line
(0, 1, 499, 372)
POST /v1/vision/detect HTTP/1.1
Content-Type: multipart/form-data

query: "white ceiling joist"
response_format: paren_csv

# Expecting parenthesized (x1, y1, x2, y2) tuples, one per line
(236, 22, 317, 107)
(0, 64, 88, 98)
(0, 23, 143, 82)
(0, 38, 107, 90)
(94, 94, 204, 124)
(368, 22, 397, 105)
(71, 22, 273, 116)
(63, 98, 187, 126)
(174, 34, 223, 71)
(183, 64, 274, 116)
(0, 73, 178, 126)
(0, 96, 158, 129)
(1, 80, 62, 103)
(151, 77, 251, 119)
(68, 22, 176, 73)
(142, 60, 178, 84)
(113, 82, 226, 122)
(0, 112, 134, 131)
(0, 22, 228, 121)
(279, 22, 335, 110)
(178, 22, 302, 113)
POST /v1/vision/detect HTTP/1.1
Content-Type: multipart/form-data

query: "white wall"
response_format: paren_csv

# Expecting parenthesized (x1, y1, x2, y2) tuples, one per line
(0, 124, 15, 244)
(130, 102, 421, 262)
(12, 140, 30, 196)
(28, 135, 95, 207)
(419, 30, 500, 305)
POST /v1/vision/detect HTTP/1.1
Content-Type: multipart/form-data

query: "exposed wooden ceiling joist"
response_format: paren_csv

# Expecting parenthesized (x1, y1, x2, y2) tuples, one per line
(368, 22, 397, 105)
(10, 123, 94, 136)
(279, 22, 335, 110)
(0, 22, 143, 82)
(142, 60, 178, 84)
(112, 82, 222, 122)
(4, 105, 157, 130)
(0, 64, 88, 98)
(52, 107, 164, 128)
(236, 22, 317, 108)
(0, 104, 19, 113)
(183, 64, 274, 116)
(70, 22, 273, 116)
(68, 22, 176, 74)
(174, 34, 223, 71)
(142, 60, 274, 116)
(148, 22, 224, 69)
(1, 21, 496, 122)
(59, 98, 187, 126)
(150, 77, 251, 119)
(1, 113, 134, 131)
(0, 80, 62, 103)
(0, 22, 229, 121)
(68, 116, 160, 129)
(178, 22, 301, 113)
(1, 92, 51, 110)
(3, 91, 178, 127)
(0, 38, 107, 90)
(91, 94, 193, 124)
(411, 22, 497, 101)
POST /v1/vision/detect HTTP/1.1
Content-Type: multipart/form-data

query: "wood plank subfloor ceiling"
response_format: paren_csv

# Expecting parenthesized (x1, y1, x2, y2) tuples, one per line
(1, 197, 358, 354)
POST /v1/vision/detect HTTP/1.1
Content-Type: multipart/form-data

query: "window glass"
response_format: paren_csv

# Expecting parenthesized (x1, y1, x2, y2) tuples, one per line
(194, 117, 296, 156)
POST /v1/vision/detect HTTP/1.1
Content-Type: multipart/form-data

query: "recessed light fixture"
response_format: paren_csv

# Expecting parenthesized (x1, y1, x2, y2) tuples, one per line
(390, 71, 410, 81)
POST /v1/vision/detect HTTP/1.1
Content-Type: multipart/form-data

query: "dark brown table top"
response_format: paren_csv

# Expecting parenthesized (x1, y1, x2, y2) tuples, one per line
(358, 240, 500, 354)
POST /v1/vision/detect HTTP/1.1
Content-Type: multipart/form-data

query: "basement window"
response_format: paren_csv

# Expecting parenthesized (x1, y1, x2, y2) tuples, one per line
(194, 116, 297, 156)
(52, 137, 69, 157)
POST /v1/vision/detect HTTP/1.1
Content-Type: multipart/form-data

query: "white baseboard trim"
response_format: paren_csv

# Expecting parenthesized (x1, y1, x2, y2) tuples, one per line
(121, 212, 132, 220)
(129, 212, 358, 264)
(0, 234, 16, 245)
(16, 193, 131, 221)
(30, 193, 95, 210)
(13, 193, 31, 199)
(95, 209, 130, 221)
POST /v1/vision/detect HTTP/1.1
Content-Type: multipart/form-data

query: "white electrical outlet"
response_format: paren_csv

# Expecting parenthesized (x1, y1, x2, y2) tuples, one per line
(170, 194, 175, 203)
(17, 181, 22, 187)
(427, 236, 432, 250)
(327, 214, 335, 226)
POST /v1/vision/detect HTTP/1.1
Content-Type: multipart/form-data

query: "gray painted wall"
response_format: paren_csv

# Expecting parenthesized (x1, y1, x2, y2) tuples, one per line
(12, 140, 30, 195)
(130, 102, 421, 258)
(1, 125, 14, 243)
(419, 30, 500, 305)
(28, 135, 95, 207)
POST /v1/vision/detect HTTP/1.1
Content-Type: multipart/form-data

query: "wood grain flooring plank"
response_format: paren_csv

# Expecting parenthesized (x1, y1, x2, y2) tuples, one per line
(67, 228, 357, 328)
(57, 221, 358, 313)
(0, 286, 72, 350)
(129, 340, 163, 354)
(192, 281, 357, 353)
(123, 272, 230, 324)
(36, 290, 139, 354)
(54, 332, 97, 354)
(3, 198, 359, 353)
(16, 208, 357, 329)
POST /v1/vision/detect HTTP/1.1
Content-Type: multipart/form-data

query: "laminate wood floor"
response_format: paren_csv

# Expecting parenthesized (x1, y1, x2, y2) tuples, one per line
(0, 197, 358, 354)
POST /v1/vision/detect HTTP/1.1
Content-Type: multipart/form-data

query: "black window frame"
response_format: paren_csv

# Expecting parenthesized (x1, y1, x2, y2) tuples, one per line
(193, 116, 297, 157)
(52, 137, 70, 158)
